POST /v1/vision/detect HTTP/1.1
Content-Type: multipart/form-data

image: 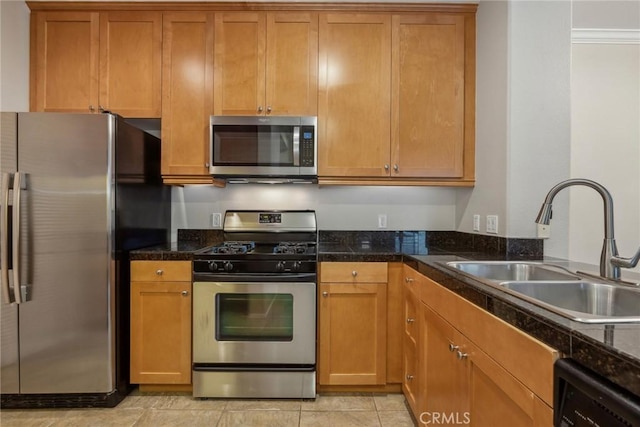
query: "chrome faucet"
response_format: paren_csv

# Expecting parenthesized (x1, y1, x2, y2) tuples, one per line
(535, 178, 640, 280)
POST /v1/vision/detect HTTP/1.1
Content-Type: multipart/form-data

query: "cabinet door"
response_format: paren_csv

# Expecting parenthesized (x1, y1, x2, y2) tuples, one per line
(318, 282, 387, 385)
(161, 13, 214, 179)
(214, 12, 265, 116)
(466, 341, 551, 427)
(99, 12, 162, 117)
(130, 281, 192, 384)
(402, 287, 421, 415)
(32, 12, 99, 112)
(318, 14, 391, 177)
(391, 14, 465, 178)
(266, 12, 318, 115)
(422, 305, 468, 420)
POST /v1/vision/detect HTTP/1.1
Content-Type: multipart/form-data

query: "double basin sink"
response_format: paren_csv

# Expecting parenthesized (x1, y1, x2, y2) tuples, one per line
(441, 261, 640, 324)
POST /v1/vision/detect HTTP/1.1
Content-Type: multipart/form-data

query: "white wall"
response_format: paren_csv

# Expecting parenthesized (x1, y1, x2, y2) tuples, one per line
(0, 0, 30, 111)
(172, 185, 457, 239)
(569, 22, 640, 272)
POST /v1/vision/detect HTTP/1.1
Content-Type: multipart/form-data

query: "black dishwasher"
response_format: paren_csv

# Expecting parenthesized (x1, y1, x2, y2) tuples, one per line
(554, 358, 640, 426)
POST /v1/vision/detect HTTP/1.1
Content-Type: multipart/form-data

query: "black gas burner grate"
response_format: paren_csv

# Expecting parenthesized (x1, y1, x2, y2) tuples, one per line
(210, 241, 256, 255)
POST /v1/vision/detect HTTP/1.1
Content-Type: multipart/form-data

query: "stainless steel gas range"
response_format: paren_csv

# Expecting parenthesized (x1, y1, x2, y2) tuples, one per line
(192, 210, 317, 399)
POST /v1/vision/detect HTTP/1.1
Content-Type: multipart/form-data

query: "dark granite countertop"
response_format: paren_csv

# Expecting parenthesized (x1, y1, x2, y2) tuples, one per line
(130, 229, 640, 398)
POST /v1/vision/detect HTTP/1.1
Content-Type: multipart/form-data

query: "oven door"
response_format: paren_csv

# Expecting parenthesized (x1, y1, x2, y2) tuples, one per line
(193, 281, 316, 365)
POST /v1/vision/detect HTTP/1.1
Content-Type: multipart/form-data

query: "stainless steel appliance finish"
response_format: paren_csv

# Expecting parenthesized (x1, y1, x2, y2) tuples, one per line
(192, 210, 317, 399)
(209, 116, 317, 182)
(0, 112, 170, 408)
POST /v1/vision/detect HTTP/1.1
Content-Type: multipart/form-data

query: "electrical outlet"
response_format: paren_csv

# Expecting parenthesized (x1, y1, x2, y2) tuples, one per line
(473, 214, 480, 232)
(378, 214, 388, 229)
(486, 215, 498, 234)
(211, 213, 222, 229)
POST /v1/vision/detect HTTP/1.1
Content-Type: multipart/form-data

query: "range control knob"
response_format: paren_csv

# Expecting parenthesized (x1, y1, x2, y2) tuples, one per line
(275, 261, 286, 272)
(291, 261, 302, 272)
(208, 261, 219, 272)
(223, 261, 234, 272)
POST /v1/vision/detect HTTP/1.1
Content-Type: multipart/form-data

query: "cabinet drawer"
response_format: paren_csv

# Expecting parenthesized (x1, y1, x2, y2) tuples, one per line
(131, 261, 192, 282)
(402, 264, 425, 297)
(320, 262, 387, 283)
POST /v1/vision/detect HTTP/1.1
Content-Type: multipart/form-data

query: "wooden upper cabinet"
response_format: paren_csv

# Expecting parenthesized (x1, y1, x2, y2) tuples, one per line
(161, 12, 214, 182)
(100, 12, 162, 117)
(31, 11, 161, 117)
(391, 14, 465, 178)
(31, 12, 100, 112)
(318, 13, 392, 177)
(214, 12, 318, 116)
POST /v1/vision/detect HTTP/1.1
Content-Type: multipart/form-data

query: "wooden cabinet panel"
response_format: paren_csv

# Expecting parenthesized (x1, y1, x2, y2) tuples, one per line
(266, 12, 318, 115)
(131, 260, 192, 282)
(214, 12, 265, 116)
(318, 282, 387, 385)
(386, 262, 404, 384)
(391, 14, 465, 178)
(31, 11, 162, 117)
(32, 12, 100, 112)
(162, 12, 214, 180)
(318, 13, 391, 177)
(130, 281, 191, 384)
(319, 261, 388, 283)
(100, 12, 162, 117)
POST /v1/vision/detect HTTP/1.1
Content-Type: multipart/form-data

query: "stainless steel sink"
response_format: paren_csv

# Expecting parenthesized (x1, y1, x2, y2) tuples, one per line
(446, 261, 582, 282)
(499, 281, 640, 323)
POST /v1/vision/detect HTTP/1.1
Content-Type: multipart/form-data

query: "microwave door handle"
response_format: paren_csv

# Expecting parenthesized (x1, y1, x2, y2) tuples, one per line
(11, 172, 22, 304)
(293, 126, 300, 166)
(1, 173, 11, 303)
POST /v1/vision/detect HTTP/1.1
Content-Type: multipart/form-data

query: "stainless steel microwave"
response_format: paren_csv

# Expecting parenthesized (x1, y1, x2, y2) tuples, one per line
(209, 116, 317, 183)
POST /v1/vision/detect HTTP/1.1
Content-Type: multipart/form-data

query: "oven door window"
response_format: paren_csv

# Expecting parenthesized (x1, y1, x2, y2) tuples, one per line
(216, 293, 294, 341)
(212, 125, 294, 166)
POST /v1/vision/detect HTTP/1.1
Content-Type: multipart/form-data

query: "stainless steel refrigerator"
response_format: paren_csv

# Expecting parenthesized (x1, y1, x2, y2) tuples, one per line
(0, 112, 170, 408)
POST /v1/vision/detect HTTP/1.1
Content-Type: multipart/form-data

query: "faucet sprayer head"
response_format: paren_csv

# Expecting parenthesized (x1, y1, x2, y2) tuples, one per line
(535, 203, 553, 225)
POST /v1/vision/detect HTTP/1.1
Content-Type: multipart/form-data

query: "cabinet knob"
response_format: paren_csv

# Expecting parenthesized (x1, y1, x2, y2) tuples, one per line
(322, 291, 328, 297)
(257, 106, 263, 113)
(156, 269, 163, 276)
(393, 164, 399, 172)
(89, 105, 95, 112)
(266, 106, 272, 113)
(456, 350, 468, 360)
(406, 318, 415, 324)
(448, 343, 459, 352)
(99, 105, 105, 113)
(405, 277, 414, 283)
(205, 163, 210, 168)
(384, 164, 389, 171)
(181, 290, 189, 296)
(352, 270, 358, 277)
(406, 374, 414, 381)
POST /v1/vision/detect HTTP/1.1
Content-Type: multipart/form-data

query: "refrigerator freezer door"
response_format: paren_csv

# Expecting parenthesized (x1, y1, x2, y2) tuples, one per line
(0, 112, 19, 394)
(16, 113, 114, 394)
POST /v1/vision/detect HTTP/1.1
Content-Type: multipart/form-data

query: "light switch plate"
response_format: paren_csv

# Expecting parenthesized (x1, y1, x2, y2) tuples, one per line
(473, 214, 480, 232)
(378, 214, 388, 229)
(211, 213, 222, 229)
(487, 215, 498, 234)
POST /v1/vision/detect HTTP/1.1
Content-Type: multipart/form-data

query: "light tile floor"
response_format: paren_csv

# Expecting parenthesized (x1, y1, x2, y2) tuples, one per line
(0, 392, 417, 426)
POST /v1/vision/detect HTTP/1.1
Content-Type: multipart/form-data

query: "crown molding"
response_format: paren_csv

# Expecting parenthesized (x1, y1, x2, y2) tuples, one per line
(572, 28, 640, 45)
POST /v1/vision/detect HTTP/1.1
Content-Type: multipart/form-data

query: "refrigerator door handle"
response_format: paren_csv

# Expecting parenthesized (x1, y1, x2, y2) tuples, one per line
(12, 172, 23, 304)
(1, 172, 12, 304)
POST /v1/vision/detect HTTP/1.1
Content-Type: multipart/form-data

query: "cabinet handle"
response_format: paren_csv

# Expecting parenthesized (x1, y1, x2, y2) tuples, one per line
(456, 350, 468, 360)
(156, 269, 163, 276)
(266, 106, 272, 113)
(406, 374, 414, 381)
(352, 270, 358, 277)
(384, 164, 389, 171)
(99, 105, 105, 113)
(89, 105, 95, 112)
(181, 290, 189, 296)
(406, 318, 415, 324)
(257, 106, 263, 113)
(393, 164, 399, 172)
(205, 163, 210, 168)
(405, 277, 414, 283)
(448, 343, 459, 352)
(322, 291, 328, 297)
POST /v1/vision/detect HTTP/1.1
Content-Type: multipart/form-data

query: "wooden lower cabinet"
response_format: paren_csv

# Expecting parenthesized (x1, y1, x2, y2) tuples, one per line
(403, 265, 556, 426)
(318, 262, 388, 386)
(130, 261, 192, 385)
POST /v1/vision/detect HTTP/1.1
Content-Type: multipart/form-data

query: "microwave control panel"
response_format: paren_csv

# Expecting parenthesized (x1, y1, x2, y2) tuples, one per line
(300, 126, 315, 167)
